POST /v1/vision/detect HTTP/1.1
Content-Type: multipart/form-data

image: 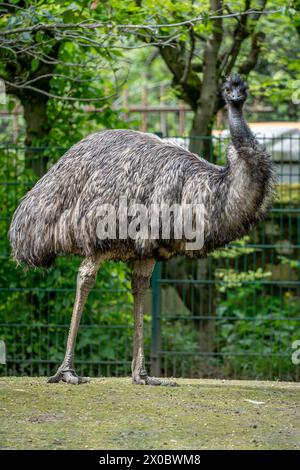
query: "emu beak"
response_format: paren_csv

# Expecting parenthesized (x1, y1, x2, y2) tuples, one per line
(231, 89, 241, 101)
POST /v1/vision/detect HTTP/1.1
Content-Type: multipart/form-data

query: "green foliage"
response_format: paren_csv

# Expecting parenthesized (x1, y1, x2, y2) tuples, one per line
(0, 0, 127, 149)
(216, 285, 300, 380)
(216, 267, 271, 292)
(121, 0, 300, 128)
(278, 255, 300, 270)
(158, 276, 300, 381)
(211, 236, 258, 259)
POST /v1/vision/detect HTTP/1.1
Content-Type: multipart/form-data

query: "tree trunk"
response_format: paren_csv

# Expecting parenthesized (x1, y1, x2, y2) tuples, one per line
(189, 116, 214, 160)
(21, 92, 50, 178)
(189, 0, 222, 159)
(4, 42, 60, 177)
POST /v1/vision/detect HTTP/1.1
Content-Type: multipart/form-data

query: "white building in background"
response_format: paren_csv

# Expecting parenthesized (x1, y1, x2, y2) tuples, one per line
(249, 123, 300, 184)
(165, 122, 300, 185)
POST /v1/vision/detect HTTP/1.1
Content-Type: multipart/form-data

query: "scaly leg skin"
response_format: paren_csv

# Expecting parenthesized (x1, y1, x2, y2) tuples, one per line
(132, 369, 178, 387)
(48, 366, 90, 385)
(131, 259, 178, 387)
(48, 256, 102, 385)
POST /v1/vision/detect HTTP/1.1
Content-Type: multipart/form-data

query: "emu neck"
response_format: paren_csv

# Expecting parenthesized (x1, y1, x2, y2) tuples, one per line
(228, 103, 256, 148)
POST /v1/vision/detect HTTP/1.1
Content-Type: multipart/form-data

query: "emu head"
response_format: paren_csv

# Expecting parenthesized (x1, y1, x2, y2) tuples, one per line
(222, 74, 248, 106)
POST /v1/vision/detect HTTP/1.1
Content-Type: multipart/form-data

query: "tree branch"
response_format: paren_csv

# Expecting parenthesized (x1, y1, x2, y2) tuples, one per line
(180, 28, 195, 85)
(4, 79, 118, 102)
(192, 0, 223, 136)
(221, 0, 268, 76)
(238, 31, 265, 74)
(0, 8, 282, 37)
(221, 0, 251, 77)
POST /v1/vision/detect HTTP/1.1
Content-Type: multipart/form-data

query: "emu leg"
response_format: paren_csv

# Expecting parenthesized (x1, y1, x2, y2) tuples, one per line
(131, 259, 177, 386)
(48, 256, 102, 385)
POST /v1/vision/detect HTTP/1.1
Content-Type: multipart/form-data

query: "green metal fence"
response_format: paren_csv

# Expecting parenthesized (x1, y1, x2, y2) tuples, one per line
(0, 135, 300, 380)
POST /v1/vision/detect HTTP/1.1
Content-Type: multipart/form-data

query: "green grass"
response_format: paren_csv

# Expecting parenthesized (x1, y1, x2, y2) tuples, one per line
(0, 377, 299, 450)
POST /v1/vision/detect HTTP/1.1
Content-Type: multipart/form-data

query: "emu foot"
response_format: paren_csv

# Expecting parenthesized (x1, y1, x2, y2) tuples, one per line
(132, 372, 178, 386)
(48, 368, 90, 385)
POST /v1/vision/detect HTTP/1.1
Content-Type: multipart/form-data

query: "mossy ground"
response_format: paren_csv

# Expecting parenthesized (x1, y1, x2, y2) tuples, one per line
(0, 377, 299, 450)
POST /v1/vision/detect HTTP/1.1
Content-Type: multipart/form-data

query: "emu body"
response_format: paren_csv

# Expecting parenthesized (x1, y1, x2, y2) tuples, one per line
(9, 76, 276, 385)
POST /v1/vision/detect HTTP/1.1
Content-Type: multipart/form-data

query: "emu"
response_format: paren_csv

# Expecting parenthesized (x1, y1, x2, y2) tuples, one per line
(9, 75, 275, 385)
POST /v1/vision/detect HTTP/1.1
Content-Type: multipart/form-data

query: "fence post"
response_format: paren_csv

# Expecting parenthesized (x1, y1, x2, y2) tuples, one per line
(151, 262, 161, 376)
(141, 86, 148, 132)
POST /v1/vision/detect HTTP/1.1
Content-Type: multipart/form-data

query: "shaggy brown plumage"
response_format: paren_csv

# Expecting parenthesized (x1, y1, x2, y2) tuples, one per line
(9, 127, 275, 267)
(8, 75, 277, 386)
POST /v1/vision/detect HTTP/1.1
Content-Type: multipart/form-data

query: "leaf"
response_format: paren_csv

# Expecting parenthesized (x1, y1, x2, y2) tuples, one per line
(20, 32, 32, 42)
(7, 100, 16, 112)
(31, 59, 40, 73)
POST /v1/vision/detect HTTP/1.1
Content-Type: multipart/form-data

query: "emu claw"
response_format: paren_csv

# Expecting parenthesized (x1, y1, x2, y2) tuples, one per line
(132, 374, 178, 386)
(48, 368, 90, 385)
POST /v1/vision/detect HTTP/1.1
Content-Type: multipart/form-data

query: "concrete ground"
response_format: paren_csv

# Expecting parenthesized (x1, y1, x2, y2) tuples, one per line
(0, 377, 299, 450)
